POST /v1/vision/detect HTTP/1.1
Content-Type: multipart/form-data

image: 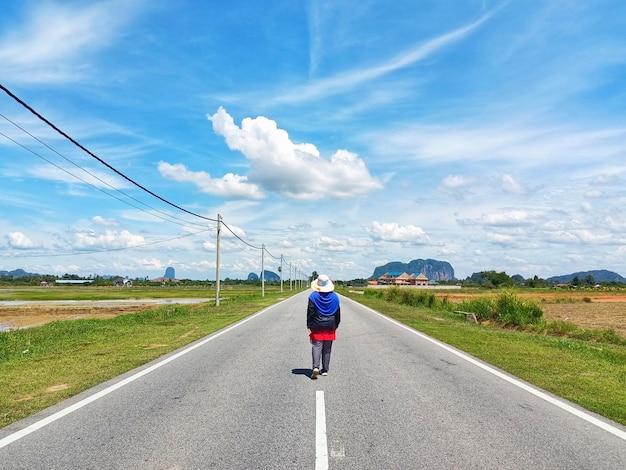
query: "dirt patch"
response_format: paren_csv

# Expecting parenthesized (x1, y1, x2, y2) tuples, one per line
(0, 304, 155, 330)
(541, 302, 626, 337)
(45, 384, 70, 393)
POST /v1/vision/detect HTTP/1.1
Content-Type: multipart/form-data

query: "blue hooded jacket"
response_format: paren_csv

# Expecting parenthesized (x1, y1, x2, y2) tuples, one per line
(310, 291, 339, 315)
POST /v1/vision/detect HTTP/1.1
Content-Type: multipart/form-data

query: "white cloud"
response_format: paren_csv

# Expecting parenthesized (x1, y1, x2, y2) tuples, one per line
(367, 221, 430, 244)
(481, 210, 539, 227)
(93, 216, 119, 227)
(158, 162, 264, 200)
(202, 240, 216, 251)
(73, 229, 144, 249)
(6, 231, 40, 249)
(207, 107, 382, 200)
(187, 259, 217, 271)
(138, 258, 164, 271)
(316, 236, 345, 252)
(500, 174, 526, 194)
(369, 123, 626, 167)
(272, 13, 492, 104)
(584, 189, 604, 199)
(592, 174, 620, 185)
(484, 232, 514, 245)
(289, 223, 313, 230)
(0, 0, 142, 83)
(441, 174, 475, 189)
(219, 222, 247, 240)
(346, 237, 372, 248)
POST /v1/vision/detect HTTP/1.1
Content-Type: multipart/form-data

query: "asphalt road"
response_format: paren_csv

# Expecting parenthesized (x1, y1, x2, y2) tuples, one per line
(1, 292, 625, 469)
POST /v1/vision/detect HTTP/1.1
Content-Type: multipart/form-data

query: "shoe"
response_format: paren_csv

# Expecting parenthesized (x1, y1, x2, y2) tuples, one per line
(311, 368, 319, 379)
(321, 369, 328, 376)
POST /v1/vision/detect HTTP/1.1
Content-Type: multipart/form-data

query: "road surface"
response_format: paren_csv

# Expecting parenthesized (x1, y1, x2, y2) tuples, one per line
(1, 292, 625, 469)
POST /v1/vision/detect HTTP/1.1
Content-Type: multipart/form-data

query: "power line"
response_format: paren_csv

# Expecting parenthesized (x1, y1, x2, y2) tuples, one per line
(221, 220, 262, 250)
(264, 247, 281, 260)
(0, 127, 208, 230)
(0, 112, 209, 229)
(0, 83, 217, 223)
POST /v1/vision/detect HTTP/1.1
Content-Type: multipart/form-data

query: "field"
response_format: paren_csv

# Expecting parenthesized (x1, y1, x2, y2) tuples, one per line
(541, 301, 626, 337)
(1, 288, 625, 338)
(0, 285, 269, 331)
(0, 303, 157, 330)
(435, 290, 626, 338)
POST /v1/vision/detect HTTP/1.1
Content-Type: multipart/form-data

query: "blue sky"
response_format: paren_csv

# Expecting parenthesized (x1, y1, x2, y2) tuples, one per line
(2, 0, 626, 281)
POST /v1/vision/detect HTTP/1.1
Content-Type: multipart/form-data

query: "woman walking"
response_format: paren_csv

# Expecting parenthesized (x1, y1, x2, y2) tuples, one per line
(307, 274, 340, 379)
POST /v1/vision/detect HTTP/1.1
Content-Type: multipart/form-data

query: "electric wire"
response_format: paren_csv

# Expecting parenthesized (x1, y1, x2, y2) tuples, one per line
(0, 129, 209, 230)
(221, 220, 262, 250)
(0, 113, 209, 230)
(0, 83, 217, 223)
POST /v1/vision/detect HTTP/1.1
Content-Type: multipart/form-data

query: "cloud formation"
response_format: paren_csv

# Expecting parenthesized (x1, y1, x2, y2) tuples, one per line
(205, 107, 382, 200)
(73, 229, 145, 249)
(6, 231, 40, 249)
(158, 162, 264, 200)
(0, 0, 140, 83)
(368, 221, 431, 245)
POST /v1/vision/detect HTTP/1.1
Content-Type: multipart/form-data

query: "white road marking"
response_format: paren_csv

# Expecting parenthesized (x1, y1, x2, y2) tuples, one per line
(316, 390, 329, 470)
(345, 296, 626, 442)
(0, 300, 289, 450)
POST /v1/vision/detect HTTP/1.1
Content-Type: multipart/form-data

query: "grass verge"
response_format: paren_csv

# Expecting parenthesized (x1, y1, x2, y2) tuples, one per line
(0, 285, 268, 301)
(0, 290, 298, 429)
(343, 290, 626, 427)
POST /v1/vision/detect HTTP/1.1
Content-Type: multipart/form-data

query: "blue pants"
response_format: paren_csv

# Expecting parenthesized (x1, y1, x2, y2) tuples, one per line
(311, 340, 333, 371)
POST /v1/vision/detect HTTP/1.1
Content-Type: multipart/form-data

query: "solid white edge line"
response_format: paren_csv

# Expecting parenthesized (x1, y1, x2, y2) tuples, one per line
(316, 390, 329, 470)
(0, 297, 294, 450)
(343, 296, 626, 442)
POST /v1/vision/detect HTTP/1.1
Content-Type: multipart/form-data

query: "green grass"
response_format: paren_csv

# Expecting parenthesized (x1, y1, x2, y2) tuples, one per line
(0, 290, 299, 428)
(342, 289, 626, 426)
(0, 285, 272, 301)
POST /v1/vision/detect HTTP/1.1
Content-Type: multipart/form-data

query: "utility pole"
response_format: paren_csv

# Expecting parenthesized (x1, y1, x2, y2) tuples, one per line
(215, 214, 221, 306)
(261, 243, 265, 297)
(280, 255, 284, 293)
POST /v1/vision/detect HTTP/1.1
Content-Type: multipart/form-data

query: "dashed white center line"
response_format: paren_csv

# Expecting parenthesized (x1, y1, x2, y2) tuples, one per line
(316, 390, 329, 470)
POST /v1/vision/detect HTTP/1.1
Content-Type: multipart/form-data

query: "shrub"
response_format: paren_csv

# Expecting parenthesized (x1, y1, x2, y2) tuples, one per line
(364, 287, 442, 310)
(457, 291, 543, 327)
(363, 288, 542, 328)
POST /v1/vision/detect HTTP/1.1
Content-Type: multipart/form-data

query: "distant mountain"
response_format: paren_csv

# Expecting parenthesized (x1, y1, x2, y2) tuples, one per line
(247, 270, 281, 282)
(547, 270, 626, 284)
(163, 267, 176, 280)
(0, 269, 38, 277)
(371, 259, 455, 281)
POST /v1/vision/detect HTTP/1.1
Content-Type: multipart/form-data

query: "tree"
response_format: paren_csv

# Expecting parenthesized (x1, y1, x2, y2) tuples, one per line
(584, 274, 595, 286)
(525, 275, 548, 288)
(463, 271, 513, 288)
